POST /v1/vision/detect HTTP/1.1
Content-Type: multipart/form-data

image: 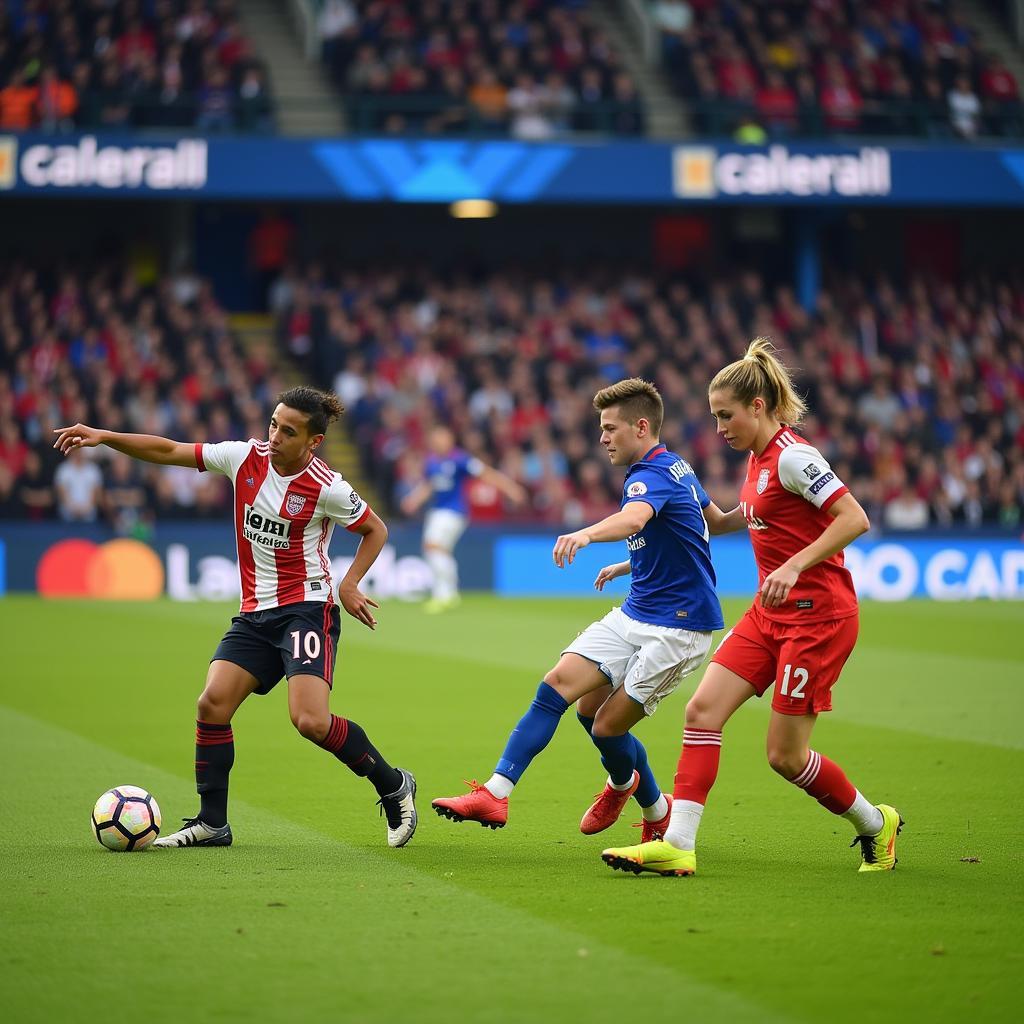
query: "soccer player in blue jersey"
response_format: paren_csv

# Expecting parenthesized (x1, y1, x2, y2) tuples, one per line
(433, 379, 733, 840)
(401, 425, 526, 612)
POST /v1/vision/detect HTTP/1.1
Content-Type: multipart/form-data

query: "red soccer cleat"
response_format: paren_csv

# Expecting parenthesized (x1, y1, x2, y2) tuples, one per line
(579, 770, 639, 835)
(636, 794, 673, 843)
(432, 780, 508, 829)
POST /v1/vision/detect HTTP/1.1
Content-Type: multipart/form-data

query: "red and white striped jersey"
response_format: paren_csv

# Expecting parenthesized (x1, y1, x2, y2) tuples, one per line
(739, 426, 858, 624)
(195, 439, 370, 613)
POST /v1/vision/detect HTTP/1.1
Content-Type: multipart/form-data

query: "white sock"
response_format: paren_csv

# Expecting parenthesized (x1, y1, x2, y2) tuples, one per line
(425, 549, 458, 600)
(641, 794, 669, 821)
(484, 774, 514, 799)
(607, 774, 634, 792)
(842, 791, 883, 835)
(664, 799, 704, 850)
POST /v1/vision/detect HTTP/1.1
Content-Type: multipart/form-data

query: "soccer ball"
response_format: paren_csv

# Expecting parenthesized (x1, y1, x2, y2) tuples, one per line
(91, 786, 162, 851)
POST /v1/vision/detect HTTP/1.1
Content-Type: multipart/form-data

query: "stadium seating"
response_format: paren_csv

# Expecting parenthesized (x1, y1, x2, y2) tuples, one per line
(0, 0, 273, 134)
(3, 260, 1021, 530)
(317, 0, 646, 137)
(271, 263, 1024, 529)
(0, 261, 282, 525)
(653, 0, 1024, 139)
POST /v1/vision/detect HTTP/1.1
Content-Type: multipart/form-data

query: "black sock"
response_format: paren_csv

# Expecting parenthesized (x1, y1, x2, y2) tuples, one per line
(319, 714, 402, 797)
(195, 720, 234, 827)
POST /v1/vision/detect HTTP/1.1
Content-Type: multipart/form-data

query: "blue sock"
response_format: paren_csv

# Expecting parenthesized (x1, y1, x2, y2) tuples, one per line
(630, 734, 662, 808)
(579, 713, 660, 808)
(590, 731, 638, 788)
(494, 682, 569, 784)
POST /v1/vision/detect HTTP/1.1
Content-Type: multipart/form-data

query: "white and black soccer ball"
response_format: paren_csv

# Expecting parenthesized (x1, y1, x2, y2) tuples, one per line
(91, 786, 162, 851)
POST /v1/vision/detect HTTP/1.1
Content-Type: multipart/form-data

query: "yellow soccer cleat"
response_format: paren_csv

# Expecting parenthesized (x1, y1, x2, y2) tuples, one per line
(852, 804, 904, 872)
(601, 840, 696, 877)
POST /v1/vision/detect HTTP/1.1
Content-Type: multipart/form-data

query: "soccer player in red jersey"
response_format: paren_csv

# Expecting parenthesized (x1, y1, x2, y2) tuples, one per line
(602, 339, 902, 876)
(53, 387, 418, 849)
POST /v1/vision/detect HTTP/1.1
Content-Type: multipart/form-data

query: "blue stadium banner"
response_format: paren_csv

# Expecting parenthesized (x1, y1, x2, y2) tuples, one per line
(6, 132, 1024, 205)
(495, 534, 1024, 601)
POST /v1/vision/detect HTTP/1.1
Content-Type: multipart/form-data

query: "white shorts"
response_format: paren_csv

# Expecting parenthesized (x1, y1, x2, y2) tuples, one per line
(563, 606, 713, 716)
(423, 508, 468, 551)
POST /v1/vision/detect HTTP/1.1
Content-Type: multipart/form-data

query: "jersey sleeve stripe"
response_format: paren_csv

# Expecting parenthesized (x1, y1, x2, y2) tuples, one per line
(194, 442, 206, 472)
(307, 463, 334, 487)
(345, 505, 372, 531)
(819, 485, 849, 513)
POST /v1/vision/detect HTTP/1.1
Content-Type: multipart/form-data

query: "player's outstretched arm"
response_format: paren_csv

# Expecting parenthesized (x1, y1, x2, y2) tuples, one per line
(338, 509, 388, 629)
(704, 502, 747, 535)
(553, 502, 653, 568)
(53, 425, 198, 468)
(760, 493, 870, 608)
(479, 464, 528, 506)
(399, 480, 432, 517)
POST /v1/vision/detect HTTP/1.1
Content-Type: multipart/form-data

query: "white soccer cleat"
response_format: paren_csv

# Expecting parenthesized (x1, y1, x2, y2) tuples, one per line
(378, 768, 418, 847)
(152, 817, 233, 848)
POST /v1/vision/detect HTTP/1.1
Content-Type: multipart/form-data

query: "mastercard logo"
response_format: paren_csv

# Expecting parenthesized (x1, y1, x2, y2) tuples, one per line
(37, 538, 165, 599)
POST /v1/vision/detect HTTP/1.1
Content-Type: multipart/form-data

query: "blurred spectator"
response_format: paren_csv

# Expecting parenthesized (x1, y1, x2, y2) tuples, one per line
(659, 1, 1021, 139)
(0, 0, 270, 134)
(948, 73, 981, 139)
(1, 257, 279, 521)
(54, 447, 103, 522)
(271, 262, 1024, 528)
(326, 1, 644, 138)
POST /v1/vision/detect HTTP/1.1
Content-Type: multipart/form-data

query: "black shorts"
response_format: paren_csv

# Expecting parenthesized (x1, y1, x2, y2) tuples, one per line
(211, 601, 341, 695)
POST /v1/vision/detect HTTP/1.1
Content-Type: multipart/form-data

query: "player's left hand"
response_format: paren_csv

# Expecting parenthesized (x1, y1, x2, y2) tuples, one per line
(339, 583, 380, 629)
(760, 562, 800, 608)
(553, 530, 590, 568)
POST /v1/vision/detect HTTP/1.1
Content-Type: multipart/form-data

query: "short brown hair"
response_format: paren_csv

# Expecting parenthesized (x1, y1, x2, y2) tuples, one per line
(593, 378, 664, 436)
(277, 386, 344, 436)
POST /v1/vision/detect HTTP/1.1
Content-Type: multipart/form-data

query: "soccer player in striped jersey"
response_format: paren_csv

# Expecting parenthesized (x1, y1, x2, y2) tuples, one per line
(53, 387, 418, 849)
(602, 339, 902, 877)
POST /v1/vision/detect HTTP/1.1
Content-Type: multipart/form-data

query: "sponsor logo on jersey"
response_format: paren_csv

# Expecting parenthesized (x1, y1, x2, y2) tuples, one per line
(285, 493, 307, 517)
(626, 535, 646, 552)
(802, 463, 822, 480)
(243, 504, 291, 549)
(756, 468, 771, 494)
(795, 599, 814, 609)
(627, 481, 648, 497)
(349, 489, 361, 506)
(809, 471, 835, 495)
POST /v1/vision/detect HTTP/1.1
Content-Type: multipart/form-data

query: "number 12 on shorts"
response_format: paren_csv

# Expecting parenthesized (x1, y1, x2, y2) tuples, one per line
(290, 630, 321, 660)
(779, 664, 808, 698)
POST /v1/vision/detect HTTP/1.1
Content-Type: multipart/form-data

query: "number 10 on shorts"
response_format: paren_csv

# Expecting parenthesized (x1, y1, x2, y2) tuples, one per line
(779, 664, 808, 698)
(290, 630, 321, 660)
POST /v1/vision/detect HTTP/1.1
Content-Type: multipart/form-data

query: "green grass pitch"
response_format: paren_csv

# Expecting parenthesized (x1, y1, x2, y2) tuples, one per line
(1, 595, 1022, 1023)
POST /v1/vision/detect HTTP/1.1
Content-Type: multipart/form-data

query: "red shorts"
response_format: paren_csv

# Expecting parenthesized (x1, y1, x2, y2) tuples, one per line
(710, 605, 859, 715)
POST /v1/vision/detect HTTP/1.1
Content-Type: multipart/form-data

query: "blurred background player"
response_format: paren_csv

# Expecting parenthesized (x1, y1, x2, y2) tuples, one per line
(52, 387, 418, 850)
(401, 425, 526, 612)
(433, 379, 734, 839)
(602, 340, 901, 878)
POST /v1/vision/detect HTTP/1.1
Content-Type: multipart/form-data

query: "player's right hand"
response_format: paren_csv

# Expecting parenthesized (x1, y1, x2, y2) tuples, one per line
(53, 423, 104, 455)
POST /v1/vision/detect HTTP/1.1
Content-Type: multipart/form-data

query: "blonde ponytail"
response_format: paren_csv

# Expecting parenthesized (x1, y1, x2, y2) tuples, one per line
(709, 337, 807, 425)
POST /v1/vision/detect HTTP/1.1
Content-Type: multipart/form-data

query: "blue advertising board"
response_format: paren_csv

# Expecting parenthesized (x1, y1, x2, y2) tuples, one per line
(5, 132, 1024, 206)
(1, 523, 1021, 602)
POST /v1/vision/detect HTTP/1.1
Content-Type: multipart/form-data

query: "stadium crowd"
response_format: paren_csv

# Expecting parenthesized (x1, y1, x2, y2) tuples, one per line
(2, 258, 1021, 533)
(0, 0, 273, 134)
(270, 262, 1024, 531)
(653, 0, 1024, 139)
(0, 261, 285, 527)
(317, 0, 646, 137)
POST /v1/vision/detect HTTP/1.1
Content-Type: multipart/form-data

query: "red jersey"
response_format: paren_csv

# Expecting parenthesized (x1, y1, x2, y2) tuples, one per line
(739, 427, 857, 624)
(196, 439, 370, 613)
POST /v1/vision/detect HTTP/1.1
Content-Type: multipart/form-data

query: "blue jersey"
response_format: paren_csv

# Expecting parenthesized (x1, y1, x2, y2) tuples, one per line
(620, 445, 724, 632)
(425, 450, 483, 515)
